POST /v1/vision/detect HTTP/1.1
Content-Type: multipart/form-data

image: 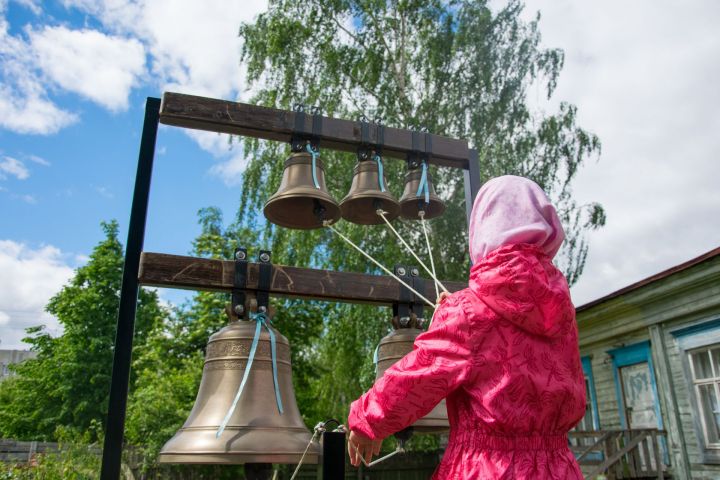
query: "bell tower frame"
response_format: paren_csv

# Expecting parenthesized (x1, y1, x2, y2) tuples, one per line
(99, 94, 482, 479)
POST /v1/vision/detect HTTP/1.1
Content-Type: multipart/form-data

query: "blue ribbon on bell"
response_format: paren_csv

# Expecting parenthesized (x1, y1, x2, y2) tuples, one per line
(373, 154, 386, 193)
(416, 160, 430, 204)
(216, 311, 284, 438)
(306, 143, 321, 189)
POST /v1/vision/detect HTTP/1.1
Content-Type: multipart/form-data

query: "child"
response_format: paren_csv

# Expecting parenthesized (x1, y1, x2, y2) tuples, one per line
(347, 175, 586, 479)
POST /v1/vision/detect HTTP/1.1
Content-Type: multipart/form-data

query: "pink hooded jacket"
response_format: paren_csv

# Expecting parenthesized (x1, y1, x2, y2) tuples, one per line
(348, 176, 585, 479)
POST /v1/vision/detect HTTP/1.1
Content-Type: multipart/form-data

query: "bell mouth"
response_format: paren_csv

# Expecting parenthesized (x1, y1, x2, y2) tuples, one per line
(340, 194, 401, 225)
(264, 194, 341, 229)
(399, 197, 446, 220)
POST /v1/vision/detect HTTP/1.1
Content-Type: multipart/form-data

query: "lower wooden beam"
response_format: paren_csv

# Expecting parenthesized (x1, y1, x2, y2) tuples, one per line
(138, 252, 466, 306)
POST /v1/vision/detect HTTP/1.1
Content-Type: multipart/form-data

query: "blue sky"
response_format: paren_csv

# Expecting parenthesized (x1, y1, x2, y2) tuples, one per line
(1, 0, 267, 348)
(1, 0, 719, 349)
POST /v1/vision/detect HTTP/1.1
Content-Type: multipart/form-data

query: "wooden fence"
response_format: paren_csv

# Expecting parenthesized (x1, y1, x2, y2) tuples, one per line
(569, 430, 668, 479)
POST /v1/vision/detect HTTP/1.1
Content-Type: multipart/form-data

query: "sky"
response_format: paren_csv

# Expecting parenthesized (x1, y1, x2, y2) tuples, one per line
(0, 0, 718, 350)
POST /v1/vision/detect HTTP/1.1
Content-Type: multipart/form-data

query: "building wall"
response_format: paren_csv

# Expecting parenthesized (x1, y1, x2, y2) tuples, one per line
(576, 253, 720, 479)
(0, 349, 36, 381)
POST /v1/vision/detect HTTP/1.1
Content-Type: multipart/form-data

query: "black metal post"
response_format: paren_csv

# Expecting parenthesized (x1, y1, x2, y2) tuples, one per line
(322, 431, 346, 480)
(100, 97, 161, 480)
(463, 148, 482, 227)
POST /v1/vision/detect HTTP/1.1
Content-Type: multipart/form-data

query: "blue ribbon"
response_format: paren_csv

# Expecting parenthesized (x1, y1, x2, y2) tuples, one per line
(373, 344, 379, 375)
(373, 154, 386, 192)
(416, 160, 430, 204)
(216, 312, 283, 438)
(306, 143, 321, 189)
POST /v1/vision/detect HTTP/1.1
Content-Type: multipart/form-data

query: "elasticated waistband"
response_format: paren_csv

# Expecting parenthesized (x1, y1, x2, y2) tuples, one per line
(450, 430, 569, 451)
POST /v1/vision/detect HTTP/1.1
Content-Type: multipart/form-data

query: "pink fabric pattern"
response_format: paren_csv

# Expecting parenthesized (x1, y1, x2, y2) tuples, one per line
(469, 175, 565, 264)
(348, 244, 586, 479)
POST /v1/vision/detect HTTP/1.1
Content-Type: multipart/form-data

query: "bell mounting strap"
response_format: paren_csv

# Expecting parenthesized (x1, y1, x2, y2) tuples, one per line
(323, 221, 435, 308)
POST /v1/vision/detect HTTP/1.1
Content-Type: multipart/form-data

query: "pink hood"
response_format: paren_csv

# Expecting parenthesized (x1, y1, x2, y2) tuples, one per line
(469, 243, 574, 338)
(468, 175, 564, 264)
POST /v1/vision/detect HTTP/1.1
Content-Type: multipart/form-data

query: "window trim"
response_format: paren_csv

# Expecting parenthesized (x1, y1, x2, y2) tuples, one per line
(607, 341, 663, 430)
(581, 356, 601, 430)
(673, 319, 720, 464)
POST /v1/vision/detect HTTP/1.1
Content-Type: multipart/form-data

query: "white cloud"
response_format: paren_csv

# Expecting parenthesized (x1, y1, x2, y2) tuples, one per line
(28, 25, 146, 111)
(0, 240, 74, 349)
(26, 154, 49, 166)
(0, 156, 29, 180)
(61, 0, 267, 178)
(522, 0, 720, 305)
(94, 185, 114, 199)
(0, 6, 78, 134)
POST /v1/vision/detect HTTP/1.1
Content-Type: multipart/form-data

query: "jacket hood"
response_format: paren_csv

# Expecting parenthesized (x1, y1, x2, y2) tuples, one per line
(468, 243, 574, 338)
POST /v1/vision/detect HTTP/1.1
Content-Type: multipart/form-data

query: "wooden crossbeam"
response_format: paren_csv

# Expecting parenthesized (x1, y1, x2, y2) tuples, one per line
(159, 93, 471, 169)
(139, 252, 466, 306)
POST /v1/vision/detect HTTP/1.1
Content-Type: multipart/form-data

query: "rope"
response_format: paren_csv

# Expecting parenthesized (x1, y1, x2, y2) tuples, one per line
(373, 154, 386, 192)
(353, 441, 406, 467)
(216, 312, 283, 438)
(306, 143, 321, 189)
(289, 422, 324, 480)
(419, 211, 440, 300)
(376, 210, 448, 295)
(415, 160, 430, 204)
(323, 221, 436, 308)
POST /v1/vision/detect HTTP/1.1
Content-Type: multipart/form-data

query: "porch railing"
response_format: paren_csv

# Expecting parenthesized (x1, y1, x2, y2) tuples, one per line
(569, 430, 667, 479)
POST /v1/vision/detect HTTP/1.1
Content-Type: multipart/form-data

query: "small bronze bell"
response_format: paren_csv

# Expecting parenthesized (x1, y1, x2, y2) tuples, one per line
(340, 158, 400, 225)
(399, 161, 445, 220)
(263, 150, 341, 229)
(375, 316, 449, 433)
(158, 320, 320, 464)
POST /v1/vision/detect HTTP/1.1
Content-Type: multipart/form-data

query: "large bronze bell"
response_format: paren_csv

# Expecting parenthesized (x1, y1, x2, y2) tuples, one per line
(375, 316, 449, 433)
(399, 162, 445, 220)
(263, 151, 341, 229)
(159, 320, 320, 464)
(340, 159, 400, 225)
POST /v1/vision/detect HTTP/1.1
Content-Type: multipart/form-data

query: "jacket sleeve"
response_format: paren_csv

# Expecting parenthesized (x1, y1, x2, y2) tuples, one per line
(348, 296, 476, 440)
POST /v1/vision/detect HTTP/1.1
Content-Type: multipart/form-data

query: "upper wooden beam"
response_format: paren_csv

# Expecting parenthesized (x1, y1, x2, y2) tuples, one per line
(159, 92, 470, 169)
(139, 252, 466, 306)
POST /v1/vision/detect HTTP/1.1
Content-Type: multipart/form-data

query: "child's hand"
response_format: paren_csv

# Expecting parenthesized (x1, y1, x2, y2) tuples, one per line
(348, 430, 382, 467)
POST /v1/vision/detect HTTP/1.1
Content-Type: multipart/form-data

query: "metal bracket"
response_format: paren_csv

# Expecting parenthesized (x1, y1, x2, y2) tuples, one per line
(257, 250, 272, 312)
(232, 247, 248, 320)
(291, 104, 307, 152)
(375, 118, 384, 156)
(410, 267, 425, 321)
(392, 265, 412, 327)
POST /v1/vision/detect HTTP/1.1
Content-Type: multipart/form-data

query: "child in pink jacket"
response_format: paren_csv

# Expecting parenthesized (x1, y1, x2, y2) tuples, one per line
(348, 175, 586, 479)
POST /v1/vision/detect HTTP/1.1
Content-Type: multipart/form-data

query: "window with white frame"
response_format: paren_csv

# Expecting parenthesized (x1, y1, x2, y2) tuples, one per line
(689, 345, 720, 448)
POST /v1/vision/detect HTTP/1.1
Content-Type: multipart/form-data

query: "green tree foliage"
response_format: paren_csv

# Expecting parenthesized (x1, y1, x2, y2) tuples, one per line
(0, 221, 165, 441)
(233, 0, 606, 435)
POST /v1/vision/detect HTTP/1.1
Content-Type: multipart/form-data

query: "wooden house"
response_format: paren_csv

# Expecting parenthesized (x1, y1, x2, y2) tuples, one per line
(574, 247, 720, 479)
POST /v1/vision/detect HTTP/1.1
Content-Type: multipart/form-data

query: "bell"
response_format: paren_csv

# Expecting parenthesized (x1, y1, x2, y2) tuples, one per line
(375, 317, 449, 433)
(340, 160, 400, 225)
(398, 165, 445, 220)
(159, 320, 320, 464)
(263, 151, 341, 229)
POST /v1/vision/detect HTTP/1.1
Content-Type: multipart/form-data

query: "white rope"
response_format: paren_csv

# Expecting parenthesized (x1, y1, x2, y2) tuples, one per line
(376, 209, 449, 295)
(419, 210, 441, 301)
(353, 442, 405, 467)
(324, 221, 436, 309)
(289, 424, 322, 480)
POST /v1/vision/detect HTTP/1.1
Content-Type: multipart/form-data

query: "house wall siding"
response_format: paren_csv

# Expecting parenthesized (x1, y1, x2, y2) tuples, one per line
(576, 254, 720, 479)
